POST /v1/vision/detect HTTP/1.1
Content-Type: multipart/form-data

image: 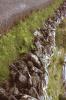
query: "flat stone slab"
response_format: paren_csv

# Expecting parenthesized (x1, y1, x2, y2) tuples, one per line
(0, 0, 52, 34)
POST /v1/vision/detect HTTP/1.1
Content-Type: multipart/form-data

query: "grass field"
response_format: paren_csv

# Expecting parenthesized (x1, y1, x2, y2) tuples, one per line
(48, 48, 64, 100)
(56, 19, 66, 51)
(0, 0, 63, 81)
(48, 18, 66, 100)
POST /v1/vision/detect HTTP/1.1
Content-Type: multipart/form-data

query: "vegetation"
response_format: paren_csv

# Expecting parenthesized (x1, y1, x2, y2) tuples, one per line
(56, 18, 66, 51)
(48, 48, 64, 100)
(48, 18, 66, 100)
(0, 0, 63, 81)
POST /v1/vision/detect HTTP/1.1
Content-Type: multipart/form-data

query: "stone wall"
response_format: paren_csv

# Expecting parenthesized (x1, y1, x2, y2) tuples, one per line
(0, 0, 66, 100)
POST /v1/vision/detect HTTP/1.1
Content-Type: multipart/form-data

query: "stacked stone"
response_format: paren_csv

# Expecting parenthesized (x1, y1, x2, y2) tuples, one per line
(0, 0, 66, 100)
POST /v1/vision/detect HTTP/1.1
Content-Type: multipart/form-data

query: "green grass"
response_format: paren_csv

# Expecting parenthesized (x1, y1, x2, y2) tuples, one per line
(48, 18, 66, 100)
(0, 0, 64, 81)
(56, 18, 66, 51)
(48, 48, 64, 100)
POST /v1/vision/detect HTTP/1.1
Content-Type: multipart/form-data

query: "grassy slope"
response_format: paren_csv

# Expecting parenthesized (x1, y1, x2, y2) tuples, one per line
(0, 0, 63, 81)
(48, 49, 64, 100)
(48, 18, 66, 100)
(56, 19, 66, 51)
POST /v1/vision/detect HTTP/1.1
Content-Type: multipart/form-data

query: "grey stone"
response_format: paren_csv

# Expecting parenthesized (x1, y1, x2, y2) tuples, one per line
(20, 95, 38, 100)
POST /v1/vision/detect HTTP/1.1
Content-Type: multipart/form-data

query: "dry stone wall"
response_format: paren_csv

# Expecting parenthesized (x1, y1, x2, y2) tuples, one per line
(0, 0, 66, 100)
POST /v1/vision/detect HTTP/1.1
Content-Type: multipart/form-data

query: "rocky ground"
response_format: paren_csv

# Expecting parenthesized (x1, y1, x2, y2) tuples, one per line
(0, 0, 66, 100)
